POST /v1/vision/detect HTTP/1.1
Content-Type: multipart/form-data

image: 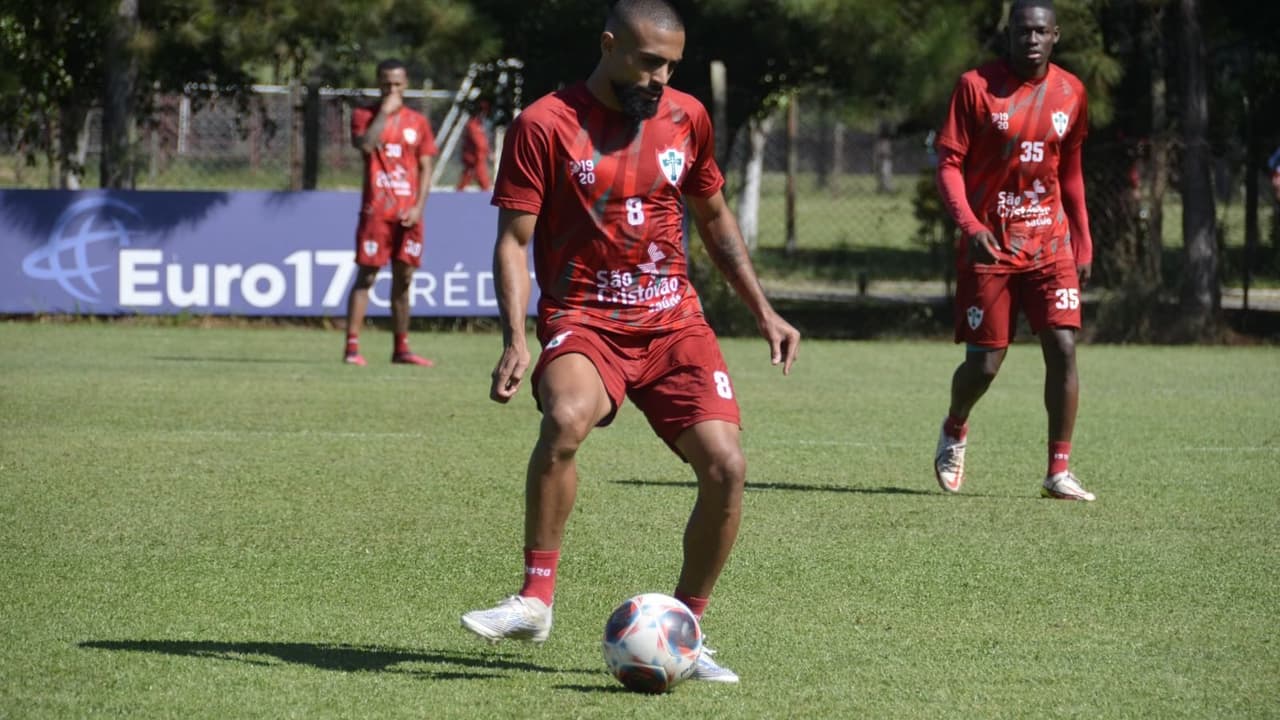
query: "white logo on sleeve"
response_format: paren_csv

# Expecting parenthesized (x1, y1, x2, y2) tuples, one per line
(1052, 111, 1069, 138)
(967, 306, 984, 330)
(657, 149, 686, 186)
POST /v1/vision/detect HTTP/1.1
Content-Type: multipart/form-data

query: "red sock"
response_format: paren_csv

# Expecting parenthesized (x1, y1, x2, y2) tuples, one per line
(1049, 441, 1071, 476)
(674, 591, 709, 620)
(345, 333, 359, 355)
(519, 549, 559, 605)
(394, 332, 410, 354)
(944, 414, 968, 440)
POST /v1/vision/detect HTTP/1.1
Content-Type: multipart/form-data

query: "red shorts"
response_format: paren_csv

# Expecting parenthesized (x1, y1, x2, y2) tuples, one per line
(954, 257, 1081, 348)
(354, 216, 424, 268)
(530, 321, 742, 451)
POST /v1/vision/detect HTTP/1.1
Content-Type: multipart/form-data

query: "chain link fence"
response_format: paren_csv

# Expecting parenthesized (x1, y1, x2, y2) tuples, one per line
(716, 99, 1280, 303)
(3, 85, 1277, 301)
(0, 85, 474, 191)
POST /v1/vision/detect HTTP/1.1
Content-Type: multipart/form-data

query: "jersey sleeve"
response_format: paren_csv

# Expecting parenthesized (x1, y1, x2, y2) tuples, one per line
(351, 106, 373, 145)
(492, 111, 550, 215)
(681, 103, 725, 198)
(1060, 83, 1092, 265)
(936, 74, 978, 156)
(416, 113, 439, 158)
(1063, 82, 1089, 152)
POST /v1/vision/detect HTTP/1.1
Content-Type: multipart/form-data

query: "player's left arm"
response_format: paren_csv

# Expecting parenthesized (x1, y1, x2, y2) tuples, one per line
(687, 191, 799, 374)
(1061, 92, 1093, 287)
(1059, 143, 1091, 286)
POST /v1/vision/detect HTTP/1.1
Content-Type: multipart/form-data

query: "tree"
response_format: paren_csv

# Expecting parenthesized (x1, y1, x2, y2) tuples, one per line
(0, 1, 112, 187)
(0, 0, 497, 189)
(0, 0, 257, 188)
(101, 0, 139, 189)
(1175, 0, 1218, 338)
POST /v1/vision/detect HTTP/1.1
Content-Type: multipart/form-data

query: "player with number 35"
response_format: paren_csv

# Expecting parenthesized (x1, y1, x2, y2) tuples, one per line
(932, 0, 1097, 502)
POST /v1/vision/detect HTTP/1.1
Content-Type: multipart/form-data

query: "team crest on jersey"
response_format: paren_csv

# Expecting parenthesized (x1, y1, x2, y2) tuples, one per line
(403, 127, 418, 144)
(657, 149, 686, 187)
(967, 306, 984, 330)
(1051, 111, 1069, 138)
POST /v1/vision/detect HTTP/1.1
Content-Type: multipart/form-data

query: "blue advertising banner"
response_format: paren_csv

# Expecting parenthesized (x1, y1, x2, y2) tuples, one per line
(0, 190, 533, 316)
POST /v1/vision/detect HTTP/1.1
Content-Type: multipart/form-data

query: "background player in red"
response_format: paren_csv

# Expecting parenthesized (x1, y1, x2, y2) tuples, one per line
(455, 99, 492, 191)
(460, 0, 800, 683)
(933, 0, 1097, 501)
(344, 58, 438, 367)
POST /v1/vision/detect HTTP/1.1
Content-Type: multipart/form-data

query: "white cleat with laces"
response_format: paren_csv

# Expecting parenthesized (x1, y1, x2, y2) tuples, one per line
(1041, 471, 1096, 502)
(460, 595, 553, 644)
(934, 421, 967, 493)
(691, 644, 739, 683)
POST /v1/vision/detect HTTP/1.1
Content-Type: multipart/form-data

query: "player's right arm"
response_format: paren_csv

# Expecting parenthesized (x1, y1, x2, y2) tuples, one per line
(490, 209, 537, 403)
(352, 92, 401, 154)
(937, 147, 999, 264)
(936, 74, 999, 265)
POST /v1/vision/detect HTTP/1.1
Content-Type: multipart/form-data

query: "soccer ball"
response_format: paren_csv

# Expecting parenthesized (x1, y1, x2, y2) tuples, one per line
(602, 593, 702, 693)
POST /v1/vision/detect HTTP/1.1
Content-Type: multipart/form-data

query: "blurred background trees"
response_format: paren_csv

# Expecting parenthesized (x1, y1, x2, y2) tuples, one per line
(2, 0, 1278, 339)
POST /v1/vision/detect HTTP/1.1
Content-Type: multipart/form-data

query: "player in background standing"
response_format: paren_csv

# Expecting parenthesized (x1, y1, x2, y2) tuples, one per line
(344, 58, 438, 367)
(460, 0, 800, 684)
(455, 100, 492, 191)
(933, 0, 1098, 501)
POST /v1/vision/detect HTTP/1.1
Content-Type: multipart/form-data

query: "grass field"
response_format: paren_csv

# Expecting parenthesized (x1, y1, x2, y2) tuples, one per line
(2, 323, 1278, 719)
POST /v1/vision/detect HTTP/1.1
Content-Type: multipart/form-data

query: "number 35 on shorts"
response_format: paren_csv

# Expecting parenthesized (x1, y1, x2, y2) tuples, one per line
(712, 370, 734, 399)
(1054, 288, 1080, 310)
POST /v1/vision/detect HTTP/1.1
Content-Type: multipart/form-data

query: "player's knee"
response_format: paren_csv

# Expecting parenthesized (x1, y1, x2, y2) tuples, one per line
(700, 446, 746, 497)
(965, 353, 1003, 385)
(1042, 330, 1076, 369)
(353, 268, 378, 290)
(538, 402, 597, 456)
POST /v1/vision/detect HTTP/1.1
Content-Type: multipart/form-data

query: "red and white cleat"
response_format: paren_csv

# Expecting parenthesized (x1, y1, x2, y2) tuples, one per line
(1041, 471, 1096, 502)
(934, 421, 967, 493)
(391, 351, 434, 367)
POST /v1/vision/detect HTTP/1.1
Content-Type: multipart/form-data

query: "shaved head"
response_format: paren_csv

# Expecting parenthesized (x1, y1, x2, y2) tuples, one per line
(1009, 0, 1055, 19)
(606, 0, 684, 35)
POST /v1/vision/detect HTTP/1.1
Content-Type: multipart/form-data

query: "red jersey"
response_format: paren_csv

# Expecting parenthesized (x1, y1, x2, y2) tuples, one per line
(492, 83, 724, 333)
(937, 61, 1089, 272)
(461, 115, 490, 164)
(351, 105, 438, 221)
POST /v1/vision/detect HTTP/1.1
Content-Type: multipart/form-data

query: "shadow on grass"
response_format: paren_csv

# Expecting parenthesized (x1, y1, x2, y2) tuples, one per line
(79, 640, 595, 680)
(613, 479, 933, 496)
(151, 355, 314, 364)
(553, 684, 636, 694)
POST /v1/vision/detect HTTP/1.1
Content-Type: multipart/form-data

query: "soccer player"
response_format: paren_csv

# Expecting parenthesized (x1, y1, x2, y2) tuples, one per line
(460, 0, 800, 684)
(343, 59, 438, 367)
(455, 100, 492, 192)
(932, 0, 1097, 501)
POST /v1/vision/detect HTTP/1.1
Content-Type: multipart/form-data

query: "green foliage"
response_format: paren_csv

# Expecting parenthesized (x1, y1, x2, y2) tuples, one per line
(0, 1, 112, 173)
(0, 0, 498, 188)
(2, 324, 1278, 717)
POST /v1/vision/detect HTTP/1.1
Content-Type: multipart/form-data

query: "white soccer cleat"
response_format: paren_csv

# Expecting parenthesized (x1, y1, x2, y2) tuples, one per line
(1041, 471, 1096, 502)
(934, 421, 967, 493)
(691, 644, 739, 683)
(460, 595, 553, 644)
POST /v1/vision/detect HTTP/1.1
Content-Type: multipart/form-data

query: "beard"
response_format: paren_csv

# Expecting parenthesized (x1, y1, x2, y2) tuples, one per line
(612, 81, 663, 121)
